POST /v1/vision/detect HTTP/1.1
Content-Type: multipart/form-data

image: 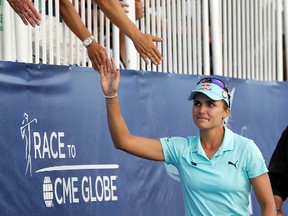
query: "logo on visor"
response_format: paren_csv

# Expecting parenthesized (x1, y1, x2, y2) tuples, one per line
(222, 91, 228, 98)
(198, 83, 212, 91)
(200, 83, 211, 87)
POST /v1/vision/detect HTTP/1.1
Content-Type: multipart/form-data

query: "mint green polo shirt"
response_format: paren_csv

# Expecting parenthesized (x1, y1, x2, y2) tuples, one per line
(160, 127, 268, 216)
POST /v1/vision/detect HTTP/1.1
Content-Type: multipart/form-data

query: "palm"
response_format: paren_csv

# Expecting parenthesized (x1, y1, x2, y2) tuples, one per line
(100, 59, 120, 96)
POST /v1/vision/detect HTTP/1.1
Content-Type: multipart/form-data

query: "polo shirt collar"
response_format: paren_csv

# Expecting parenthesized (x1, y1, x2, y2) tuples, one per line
(220, 126, 234, 151)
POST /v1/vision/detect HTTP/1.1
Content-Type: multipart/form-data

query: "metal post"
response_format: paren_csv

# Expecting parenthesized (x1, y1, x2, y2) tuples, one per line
(112, 25, 120, 68)
(209, 0, 223, 76)
(124, 0, 137, 69)
(276, 0, 283, 81)
(15, 15, 30, 62)
(203, 0, 210, 75)
(2, 0, 15, 60)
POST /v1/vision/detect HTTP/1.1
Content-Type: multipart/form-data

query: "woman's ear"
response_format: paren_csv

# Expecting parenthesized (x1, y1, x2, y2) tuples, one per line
(223, 108, 231, 119)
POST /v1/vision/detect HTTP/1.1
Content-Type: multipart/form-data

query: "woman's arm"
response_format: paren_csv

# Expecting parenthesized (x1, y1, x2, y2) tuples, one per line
(95, 0, 163, 65)
(100, 58, 164, 161)
(251, 173, 276, 216)
(59, 0, 108, 72)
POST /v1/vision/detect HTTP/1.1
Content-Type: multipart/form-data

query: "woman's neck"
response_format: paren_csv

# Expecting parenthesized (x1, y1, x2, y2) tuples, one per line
(200, 126, 225, 153)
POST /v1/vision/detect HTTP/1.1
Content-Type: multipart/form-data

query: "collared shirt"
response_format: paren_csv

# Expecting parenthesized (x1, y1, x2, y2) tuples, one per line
(160, 127, 268, 216)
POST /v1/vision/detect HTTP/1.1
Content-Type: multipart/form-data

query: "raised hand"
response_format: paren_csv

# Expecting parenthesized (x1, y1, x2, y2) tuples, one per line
(99, 58, 120, 97)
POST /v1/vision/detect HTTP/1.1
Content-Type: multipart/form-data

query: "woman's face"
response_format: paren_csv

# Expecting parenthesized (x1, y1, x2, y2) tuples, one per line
(192, 93, 230, 130)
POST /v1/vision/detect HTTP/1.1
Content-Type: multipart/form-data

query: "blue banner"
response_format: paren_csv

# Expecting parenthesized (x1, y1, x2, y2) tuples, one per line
(0, 61, 287, 215)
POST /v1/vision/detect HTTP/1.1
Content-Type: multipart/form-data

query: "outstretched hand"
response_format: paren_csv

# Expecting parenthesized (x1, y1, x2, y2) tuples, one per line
(100, 58, 120, 97)
(8, 0, 41, 27)
(133, 32, 163, 65)
(87, 41, 109, 72)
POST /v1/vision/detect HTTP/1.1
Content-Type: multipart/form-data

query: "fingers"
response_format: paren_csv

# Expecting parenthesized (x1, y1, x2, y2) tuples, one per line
(140, 53, 149, 65)
(28, 3, 41, 20)
(99, 57, 113, 79)
(134, 33, 163, 65)
(140, 50, 160, 65)
(103, 58, 118, 78)
(142, 45, 163, 65)
(90, 53, 103, 72)
(25, 1, 41, 26)
(8, 0, 40, 27)
(152, 36, 164, 43)
(95, 53, 107, 72)
(25, 15, 39, 27)
(26, 10, 41, 26)
(151, 46, 163, 64)
(98, 62, 104, 76)
(104, 57, 111, 75)
(111, 58, 120, 78)
(149, 36, 163, 64)
(118, 1, 129, 8)
(99, 57, 120, 96)
(88, 43, 108, 72)
(135, 0, 144, 20)
(118, 1, 129, 13)
(18, 14, 29, 26)
(111, 58, 116, 73)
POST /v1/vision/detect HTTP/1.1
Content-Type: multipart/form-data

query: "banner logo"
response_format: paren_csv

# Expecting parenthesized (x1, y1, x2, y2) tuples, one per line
(20, 113, 120, 207)
(20, 113, 78, 176)
(20, 113, 38, 176)
(43, 177, 54, 207)
(42, 174, 119, 207)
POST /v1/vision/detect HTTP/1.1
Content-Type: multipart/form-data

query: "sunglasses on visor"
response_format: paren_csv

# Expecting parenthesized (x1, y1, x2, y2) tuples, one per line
(197, 77, 231, 106)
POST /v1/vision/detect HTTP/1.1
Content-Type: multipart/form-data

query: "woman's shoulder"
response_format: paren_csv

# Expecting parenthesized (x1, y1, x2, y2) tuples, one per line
(160, 136, 198, 149)
(226, 127, 255, 147)
(161, 136, 196, 143)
